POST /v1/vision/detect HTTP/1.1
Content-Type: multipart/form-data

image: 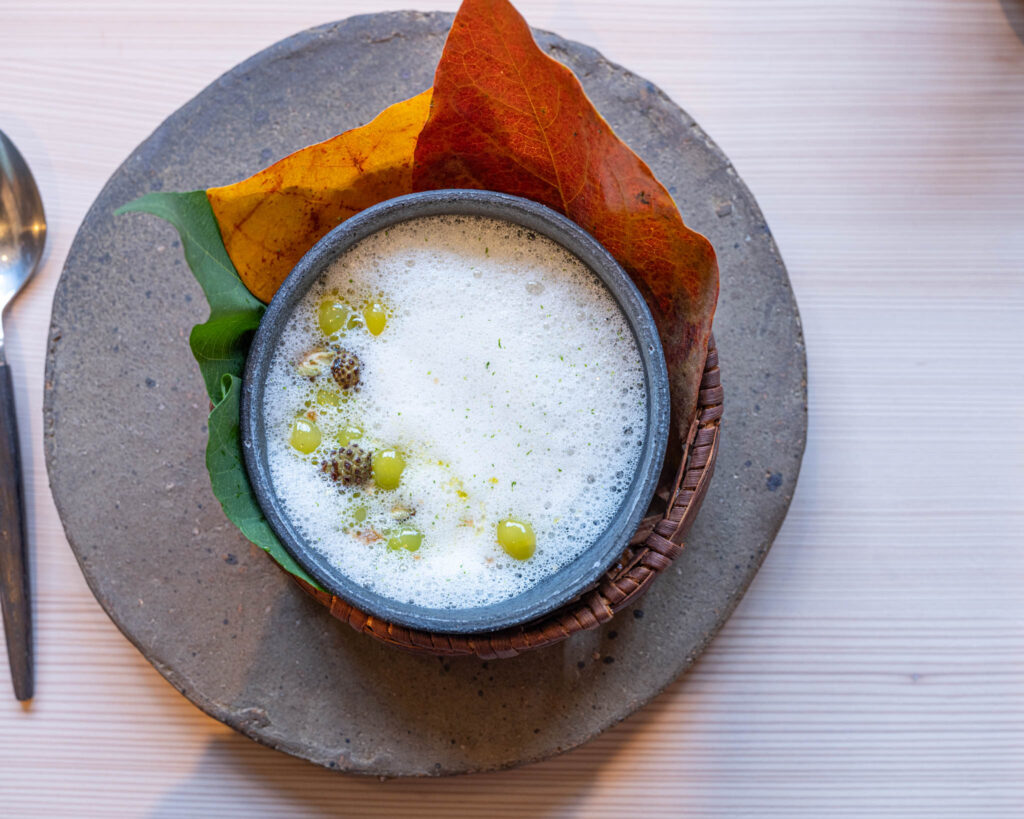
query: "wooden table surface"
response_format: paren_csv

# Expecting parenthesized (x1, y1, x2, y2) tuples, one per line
(2, 0, 1023, 815)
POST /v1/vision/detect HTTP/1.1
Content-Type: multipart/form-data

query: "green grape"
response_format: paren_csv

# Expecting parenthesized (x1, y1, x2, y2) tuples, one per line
(497, 518, 535, 560)
(352, 505, 368, 523)
(372, 448, 405, 490)
(386, 525, 422, 552)
(363, 302, 387, 336)
(318, 299, 350, 336)
(337, 423, 364, 446)
(289, 418, 321, 454)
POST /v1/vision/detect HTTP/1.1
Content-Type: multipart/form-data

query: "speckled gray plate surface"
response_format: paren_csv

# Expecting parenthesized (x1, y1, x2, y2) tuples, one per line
(43, 11, 806, 776)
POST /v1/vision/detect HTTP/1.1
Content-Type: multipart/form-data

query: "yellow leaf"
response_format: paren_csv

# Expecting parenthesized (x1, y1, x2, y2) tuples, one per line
(207, 88, 433, 303)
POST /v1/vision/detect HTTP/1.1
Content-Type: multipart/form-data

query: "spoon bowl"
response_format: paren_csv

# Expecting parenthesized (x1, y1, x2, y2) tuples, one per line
(0, 131, 46, 315)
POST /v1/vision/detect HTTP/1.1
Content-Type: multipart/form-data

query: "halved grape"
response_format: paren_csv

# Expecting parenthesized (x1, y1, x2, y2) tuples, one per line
(497, 518, 535, 560)
(289, 418, 321, 453)
(318, 299, 350, 336)
(337, 423, 363, 446)
(363, 302, 387, 336)
(387, 525, 422, 552)
(372, 448, 405, 490)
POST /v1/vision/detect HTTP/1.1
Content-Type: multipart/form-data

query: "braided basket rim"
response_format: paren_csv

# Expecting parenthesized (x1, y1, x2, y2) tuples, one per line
(294, 335, 722, 660)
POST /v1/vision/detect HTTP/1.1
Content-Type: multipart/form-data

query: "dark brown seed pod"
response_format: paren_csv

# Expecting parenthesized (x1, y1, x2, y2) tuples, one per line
(331, 348, 361, 390)
(320, 444, 372, 487)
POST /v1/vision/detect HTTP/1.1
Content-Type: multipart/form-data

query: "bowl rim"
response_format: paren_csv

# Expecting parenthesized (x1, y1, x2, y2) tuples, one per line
(240, 189, 670, 634)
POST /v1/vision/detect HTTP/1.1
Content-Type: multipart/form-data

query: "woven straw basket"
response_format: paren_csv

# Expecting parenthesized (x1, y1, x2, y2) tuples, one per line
(295, 335, 722, 659)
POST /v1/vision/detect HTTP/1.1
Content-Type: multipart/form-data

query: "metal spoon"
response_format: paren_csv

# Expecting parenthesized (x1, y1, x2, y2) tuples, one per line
(0, 130, 46, 701)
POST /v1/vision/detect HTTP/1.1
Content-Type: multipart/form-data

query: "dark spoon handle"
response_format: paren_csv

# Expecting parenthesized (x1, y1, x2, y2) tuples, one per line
(0, 359, 32, 700)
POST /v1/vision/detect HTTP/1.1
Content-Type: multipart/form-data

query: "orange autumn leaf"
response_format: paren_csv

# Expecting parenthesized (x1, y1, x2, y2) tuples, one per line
(207, 89, 432, 303)
(413, 0, 718, 434)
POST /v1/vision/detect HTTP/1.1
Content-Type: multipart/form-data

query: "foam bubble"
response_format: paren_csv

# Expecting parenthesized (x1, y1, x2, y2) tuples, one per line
(263, 215, 647, 609)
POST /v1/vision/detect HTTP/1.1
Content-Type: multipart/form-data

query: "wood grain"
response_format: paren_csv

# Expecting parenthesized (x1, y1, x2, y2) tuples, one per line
(1, 0, 1022, 815)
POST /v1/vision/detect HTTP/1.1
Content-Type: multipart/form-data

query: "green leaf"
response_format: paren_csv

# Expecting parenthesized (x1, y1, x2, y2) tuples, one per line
(118, 191, 320, 589)
(207, 375, 318, 586)
(188, 310, 262, 399)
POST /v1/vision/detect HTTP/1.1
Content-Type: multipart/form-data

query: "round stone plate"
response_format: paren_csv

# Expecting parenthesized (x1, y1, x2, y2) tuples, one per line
(44, 11, 806, 776)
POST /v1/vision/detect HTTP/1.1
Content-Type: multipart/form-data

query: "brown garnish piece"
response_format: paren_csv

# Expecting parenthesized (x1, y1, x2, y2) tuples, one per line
(320, 444, 372, 487)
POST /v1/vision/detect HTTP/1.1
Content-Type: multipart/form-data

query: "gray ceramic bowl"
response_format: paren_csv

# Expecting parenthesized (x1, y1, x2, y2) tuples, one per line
(241, 190, 670, 634)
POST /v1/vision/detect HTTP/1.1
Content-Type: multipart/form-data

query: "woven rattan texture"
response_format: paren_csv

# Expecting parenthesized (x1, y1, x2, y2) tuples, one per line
(296, 336, 722, 659)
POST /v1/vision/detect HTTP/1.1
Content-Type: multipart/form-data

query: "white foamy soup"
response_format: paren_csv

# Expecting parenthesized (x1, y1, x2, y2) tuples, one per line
(263, 214, 647, 609)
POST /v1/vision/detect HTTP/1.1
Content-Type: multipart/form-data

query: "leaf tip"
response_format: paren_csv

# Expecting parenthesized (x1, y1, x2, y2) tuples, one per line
(114, 197, 145, 216)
